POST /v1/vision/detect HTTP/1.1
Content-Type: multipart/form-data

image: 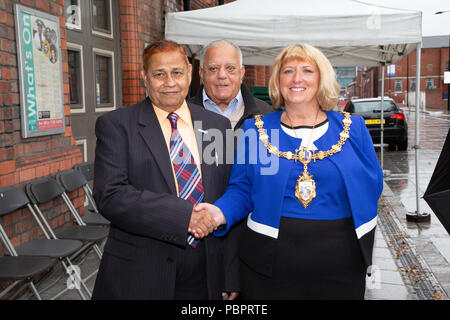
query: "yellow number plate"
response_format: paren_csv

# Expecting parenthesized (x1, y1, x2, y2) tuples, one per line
(365, 119, 385, 125)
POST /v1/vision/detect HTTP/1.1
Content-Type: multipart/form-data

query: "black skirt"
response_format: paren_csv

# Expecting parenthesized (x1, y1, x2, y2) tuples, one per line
(240, 217, 366, 300)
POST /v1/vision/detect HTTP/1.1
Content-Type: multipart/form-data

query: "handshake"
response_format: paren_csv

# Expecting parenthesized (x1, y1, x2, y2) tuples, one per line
(188, 203, 226, 239)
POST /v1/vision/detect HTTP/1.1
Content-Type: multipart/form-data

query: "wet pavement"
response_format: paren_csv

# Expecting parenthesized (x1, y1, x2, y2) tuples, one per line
(365, 107, 450, 300)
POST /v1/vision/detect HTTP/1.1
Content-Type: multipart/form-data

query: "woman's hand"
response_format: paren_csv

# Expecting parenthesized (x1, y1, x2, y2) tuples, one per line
(194, 203, 227, 227)
(188, 207, 217, 239)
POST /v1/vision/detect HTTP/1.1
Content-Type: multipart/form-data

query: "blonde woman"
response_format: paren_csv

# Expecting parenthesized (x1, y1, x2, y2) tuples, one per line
(195, 43, 383, 299)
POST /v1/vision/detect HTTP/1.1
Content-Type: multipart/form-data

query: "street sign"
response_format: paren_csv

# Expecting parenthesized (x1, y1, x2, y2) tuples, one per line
(387, 64, 395, 77)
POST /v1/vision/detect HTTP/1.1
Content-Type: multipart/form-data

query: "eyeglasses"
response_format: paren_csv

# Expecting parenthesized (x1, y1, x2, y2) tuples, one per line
(204, 64, 239, 75)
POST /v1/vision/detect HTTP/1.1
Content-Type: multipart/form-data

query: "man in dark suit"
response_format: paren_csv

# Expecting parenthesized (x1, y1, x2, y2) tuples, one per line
(92, 39, 236, 300)
(190, 40, 273, 130)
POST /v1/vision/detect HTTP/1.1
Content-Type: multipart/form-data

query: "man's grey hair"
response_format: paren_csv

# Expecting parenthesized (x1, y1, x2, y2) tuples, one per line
(199, 40, 243, 68)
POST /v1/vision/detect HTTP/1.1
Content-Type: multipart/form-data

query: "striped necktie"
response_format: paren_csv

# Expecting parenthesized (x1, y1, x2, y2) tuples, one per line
(167, 112, 204, 248)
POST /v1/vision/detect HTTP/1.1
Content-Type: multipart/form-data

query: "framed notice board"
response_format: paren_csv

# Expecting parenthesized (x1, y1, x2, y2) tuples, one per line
(14, 4, 65, 138)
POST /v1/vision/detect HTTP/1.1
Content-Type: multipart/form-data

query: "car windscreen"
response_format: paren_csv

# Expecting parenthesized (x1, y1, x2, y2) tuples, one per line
(352, 101, 398, 112)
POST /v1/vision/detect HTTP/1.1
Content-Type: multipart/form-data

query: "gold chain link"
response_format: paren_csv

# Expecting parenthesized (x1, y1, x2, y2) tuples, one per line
(254, 112, 352, 162)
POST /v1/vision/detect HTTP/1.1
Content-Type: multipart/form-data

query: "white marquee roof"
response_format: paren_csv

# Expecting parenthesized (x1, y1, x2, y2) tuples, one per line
(165, 0, 422, 66)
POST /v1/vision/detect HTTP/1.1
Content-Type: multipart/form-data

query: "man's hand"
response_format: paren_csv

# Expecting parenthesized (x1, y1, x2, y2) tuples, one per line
(194, 203, 226, 226)
(188, 207, 217, 239)
(222, 292, 239, 300)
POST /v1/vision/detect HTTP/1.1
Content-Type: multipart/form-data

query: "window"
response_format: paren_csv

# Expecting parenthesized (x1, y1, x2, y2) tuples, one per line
(394, 79, 402, 92)
(64, 0, 81, 30)
(410, 78, 416, 91)
(95, 55, 111, 104)
(92, 0, 113, 38)
(94, 48, 115, 111)
(426, 78, 435, 89)
(67, 43, 85, 113)
(353, 101, 397, 113)
(76, 139, 87, 162)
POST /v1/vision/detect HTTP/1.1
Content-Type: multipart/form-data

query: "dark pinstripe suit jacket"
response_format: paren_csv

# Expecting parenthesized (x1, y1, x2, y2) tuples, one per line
(91, 97, 236, 299)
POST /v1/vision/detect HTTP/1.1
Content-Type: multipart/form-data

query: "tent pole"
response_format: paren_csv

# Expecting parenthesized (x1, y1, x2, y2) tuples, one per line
(380, 63, 385, 171)
(407, 42, 430, 222)
(415, 42, 421, 215)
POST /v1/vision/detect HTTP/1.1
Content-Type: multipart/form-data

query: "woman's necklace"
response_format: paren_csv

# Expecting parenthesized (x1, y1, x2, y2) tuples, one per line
(284, 108, 320, 152)
(254, 111, 352, 208)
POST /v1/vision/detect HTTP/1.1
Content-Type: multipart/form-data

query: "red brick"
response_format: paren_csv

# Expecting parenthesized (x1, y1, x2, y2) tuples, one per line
(19, 0, 35, 8)
(35, 164, 50, 178)
(64, 126, 72, 137)
(19, 167, 36, 183)
(35, 0, 50, 12)
(10, 236, 20, 248)
(1, 67, 11, 80)
(0, 147, 14, 161)
(0, 159, 15, 174)
(0, 172, 19, 187)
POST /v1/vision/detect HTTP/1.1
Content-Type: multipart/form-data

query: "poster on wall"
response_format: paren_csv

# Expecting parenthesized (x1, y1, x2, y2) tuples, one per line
(14, 4, 65, 138)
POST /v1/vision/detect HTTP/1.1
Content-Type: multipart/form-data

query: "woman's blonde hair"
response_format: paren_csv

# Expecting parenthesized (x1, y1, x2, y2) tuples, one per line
(269, 43, 340, 111)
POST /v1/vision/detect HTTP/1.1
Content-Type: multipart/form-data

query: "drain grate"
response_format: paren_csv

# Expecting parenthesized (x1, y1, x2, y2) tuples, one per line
(377, 197, 448, 300)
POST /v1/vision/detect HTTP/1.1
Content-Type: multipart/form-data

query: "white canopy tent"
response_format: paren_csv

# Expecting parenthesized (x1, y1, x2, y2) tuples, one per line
(166, 0, 421, 66)
(165, 0, 426, 217)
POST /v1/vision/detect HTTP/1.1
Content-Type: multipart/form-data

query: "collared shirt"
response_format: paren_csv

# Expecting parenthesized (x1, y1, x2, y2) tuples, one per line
(202, 88, 243, 118)
(202, 89, 244, 128)
(152, 101, 202, 196)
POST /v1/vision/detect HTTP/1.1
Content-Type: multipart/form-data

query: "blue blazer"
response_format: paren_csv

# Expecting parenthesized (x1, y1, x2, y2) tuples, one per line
(215, 110, 383, 275)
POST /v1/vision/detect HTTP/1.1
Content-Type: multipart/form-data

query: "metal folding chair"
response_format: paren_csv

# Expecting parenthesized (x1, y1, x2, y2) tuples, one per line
(73, 162, 95, 203)
(73, 162, 101, 218)
(57, 169, 110, 226)
(25, 178, 109, 294)
(74, 161, 95, 182)
(0, 185, 88, 300)
(0, 253, 53, 300)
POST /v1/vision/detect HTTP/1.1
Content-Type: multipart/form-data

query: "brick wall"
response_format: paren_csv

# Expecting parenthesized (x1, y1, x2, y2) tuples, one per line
(354, 47, 449, 110)
(243, 66, 272, 90)
(120, 0, 221, 107)
(0, 0, 84, 259)
(120, 0, 270, 106)
(381, 48, 448, 109)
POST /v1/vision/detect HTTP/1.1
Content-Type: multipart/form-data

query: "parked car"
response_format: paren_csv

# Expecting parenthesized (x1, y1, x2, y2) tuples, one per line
(344, 97, 408, 151)
(337, 99, 348, 110)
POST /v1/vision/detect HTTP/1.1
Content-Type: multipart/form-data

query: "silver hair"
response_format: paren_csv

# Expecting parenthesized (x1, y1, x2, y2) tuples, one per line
(199, 40, 243, 68)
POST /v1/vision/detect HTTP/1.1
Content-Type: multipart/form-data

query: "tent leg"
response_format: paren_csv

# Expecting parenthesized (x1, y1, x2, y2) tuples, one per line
(380, 63, 384, 170)
(380, 63, 390, 177)
(407, 42, 430, 222)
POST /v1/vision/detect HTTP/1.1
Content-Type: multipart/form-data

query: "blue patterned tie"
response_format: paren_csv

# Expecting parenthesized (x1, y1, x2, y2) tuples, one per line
(168, 112, 204, 248)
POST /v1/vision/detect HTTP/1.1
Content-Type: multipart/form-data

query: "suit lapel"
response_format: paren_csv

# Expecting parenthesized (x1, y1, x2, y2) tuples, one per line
(137, 98, 177, 194)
